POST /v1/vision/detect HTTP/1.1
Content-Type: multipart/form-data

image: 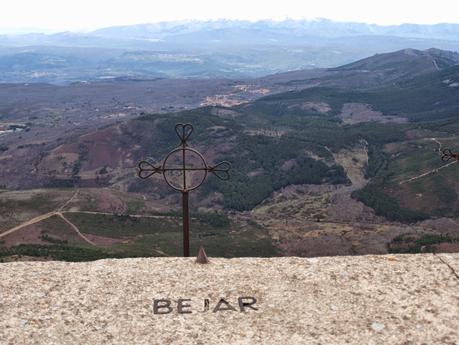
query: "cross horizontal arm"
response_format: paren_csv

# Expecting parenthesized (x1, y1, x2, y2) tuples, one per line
(162, 167, 210, 171)
(208, 161, 231, 180)
(138, 161, 163, 179)
(441, 148, 459, 162)
(140, 167, 231, 172)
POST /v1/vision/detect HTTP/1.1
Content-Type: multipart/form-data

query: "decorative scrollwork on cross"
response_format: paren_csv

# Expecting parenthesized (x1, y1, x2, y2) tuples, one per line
(137, 123, 231, 257)
(441, 148, 459, 162)
(138, 124, 230, 191)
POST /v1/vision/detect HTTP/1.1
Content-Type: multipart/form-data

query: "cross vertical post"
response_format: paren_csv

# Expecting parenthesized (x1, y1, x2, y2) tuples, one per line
(182, 191, 190, 257)
(138, 123, 231, 257)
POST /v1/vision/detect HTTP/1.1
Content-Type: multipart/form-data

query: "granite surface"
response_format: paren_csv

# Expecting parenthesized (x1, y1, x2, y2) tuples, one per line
(0, 254, 458, 344)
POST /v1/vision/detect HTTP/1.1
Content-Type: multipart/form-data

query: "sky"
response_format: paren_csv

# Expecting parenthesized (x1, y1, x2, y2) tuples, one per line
(1, 0, 459, 33)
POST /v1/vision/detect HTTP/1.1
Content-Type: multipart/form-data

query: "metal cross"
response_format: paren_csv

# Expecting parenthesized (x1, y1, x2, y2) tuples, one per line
(137, 123, 231, 257)
(441, 148, 459, 163)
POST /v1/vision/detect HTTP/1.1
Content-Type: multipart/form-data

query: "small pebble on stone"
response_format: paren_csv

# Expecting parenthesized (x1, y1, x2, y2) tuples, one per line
(371, 322, 385, 332)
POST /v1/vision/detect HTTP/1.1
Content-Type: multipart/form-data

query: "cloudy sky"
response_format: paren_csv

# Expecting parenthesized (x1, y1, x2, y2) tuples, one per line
(1, 0, 459, 32)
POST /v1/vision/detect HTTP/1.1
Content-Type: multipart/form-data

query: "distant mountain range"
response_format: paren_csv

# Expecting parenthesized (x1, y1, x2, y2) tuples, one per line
(0, 19, 458, 83)
(92, 19, 459, 41)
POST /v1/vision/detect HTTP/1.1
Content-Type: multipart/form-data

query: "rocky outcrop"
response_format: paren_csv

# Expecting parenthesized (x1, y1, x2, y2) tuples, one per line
(1, 254, 458, 344)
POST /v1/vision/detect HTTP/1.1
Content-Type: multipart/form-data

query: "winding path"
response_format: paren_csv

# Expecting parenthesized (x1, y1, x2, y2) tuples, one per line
(57, 212, 96, 246)
(432, 58, 440, 72)
(396, 137, 458, 185)
(0, 191, 171, 256)
(0, 212, 57, 239)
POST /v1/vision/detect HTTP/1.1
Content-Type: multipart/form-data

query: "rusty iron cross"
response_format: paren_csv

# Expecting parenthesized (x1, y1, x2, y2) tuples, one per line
(137, 123, 230, 257)
(441, 148, 459, 163)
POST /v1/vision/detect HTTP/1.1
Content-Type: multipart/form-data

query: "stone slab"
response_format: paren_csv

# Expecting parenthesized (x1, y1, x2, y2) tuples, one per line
(0, 254, 458, 344)
(438, 253, 459, 274)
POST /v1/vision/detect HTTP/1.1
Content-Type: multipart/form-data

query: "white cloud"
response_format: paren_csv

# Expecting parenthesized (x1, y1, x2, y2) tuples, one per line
(1, 0, 459, 31)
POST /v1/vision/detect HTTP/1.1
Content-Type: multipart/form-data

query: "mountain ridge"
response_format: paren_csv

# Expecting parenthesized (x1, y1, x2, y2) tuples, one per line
(254, 48, 459, 91)
(1, 20, 459, 83)
(91, 19, 459, 41)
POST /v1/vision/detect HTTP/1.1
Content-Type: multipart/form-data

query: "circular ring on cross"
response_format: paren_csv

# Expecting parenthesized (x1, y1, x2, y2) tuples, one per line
(162, 147, 208, 192)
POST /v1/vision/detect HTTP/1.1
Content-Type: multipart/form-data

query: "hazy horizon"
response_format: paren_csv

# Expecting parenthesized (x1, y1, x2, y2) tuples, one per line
(2, 17, 459, 36)
(1, 0, 459, 33)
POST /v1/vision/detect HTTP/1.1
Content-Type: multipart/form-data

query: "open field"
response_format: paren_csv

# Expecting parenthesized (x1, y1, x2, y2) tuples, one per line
(0, 188, 277, 260)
